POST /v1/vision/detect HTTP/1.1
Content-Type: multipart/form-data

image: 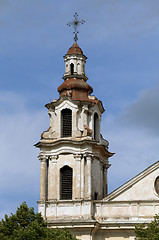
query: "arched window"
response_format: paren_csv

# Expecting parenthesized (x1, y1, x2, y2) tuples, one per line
(60, 166, 73, 200)
(61, 108, 72, 137)
(94, 113, 99, 141)
(70, 63, 74, 75)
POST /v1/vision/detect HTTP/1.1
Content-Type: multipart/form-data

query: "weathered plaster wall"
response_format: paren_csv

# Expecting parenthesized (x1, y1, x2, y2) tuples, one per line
(39, 200, 93, 220)
(95, 201, 159, 220)
(112, 168, 159, 201)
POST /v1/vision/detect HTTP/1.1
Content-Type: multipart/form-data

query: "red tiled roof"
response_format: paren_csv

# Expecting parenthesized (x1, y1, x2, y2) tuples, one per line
(58, 78, 93, 94)
(67, 42, 83, 55)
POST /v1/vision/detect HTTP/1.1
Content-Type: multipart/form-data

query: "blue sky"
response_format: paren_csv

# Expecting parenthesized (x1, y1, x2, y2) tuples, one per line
(1, 0, 159, 218)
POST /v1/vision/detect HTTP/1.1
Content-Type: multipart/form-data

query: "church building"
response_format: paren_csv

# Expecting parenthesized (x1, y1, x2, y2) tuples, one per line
(35, 41, 159, 240)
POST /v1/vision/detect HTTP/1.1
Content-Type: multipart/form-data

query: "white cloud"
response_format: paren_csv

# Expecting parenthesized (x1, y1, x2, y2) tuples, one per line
(102, 83, 159, 193)
(119, 83, 159, 134)
(0, 91, 48, 219)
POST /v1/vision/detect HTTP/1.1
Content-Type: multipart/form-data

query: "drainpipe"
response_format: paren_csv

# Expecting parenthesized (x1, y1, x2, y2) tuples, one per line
(90, 223, 99, 240)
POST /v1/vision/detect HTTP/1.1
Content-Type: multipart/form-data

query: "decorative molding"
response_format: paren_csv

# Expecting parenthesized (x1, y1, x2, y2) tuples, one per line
(84, 153, 94, 162)
(105, 163, 111, 169)
(50, 155, 58, 163)
(38, 155, 47, 162)
(82, 105, 88, 112)
(74, 154, 82, 161)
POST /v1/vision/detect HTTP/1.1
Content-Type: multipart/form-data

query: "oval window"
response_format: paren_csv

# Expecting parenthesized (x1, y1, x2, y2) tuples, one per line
(154, 176, 159, 195)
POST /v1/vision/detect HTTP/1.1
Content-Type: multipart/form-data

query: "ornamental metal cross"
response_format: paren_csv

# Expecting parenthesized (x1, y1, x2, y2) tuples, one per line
(67, 13, 85, 42)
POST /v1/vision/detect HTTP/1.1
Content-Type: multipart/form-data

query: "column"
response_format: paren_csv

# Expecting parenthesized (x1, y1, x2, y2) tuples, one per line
(85, 154, 92, 199)
(39, 155, 47, 201)
(74, 154, 82, 199)
(48, 155, 58, 200)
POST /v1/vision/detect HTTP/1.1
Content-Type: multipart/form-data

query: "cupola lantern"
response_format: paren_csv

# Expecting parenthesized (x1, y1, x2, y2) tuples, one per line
(63, 42, 87, 81)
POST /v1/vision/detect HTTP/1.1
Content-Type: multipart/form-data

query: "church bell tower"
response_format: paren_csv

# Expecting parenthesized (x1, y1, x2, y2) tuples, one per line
(35, 41, 114, 222)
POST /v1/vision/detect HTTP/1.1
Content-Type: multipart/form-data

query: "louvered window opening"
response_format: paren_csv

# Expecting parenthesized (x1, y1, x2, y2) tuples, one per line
(60, 166, 73, 200)
(61, 109, 72, 137)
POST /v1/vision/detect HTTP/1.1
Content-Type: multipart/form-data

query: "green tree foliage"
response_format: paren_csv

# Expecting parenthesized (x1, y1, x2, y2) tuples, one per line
(135, 215, 159, 240)
(0, 202, 77, 240)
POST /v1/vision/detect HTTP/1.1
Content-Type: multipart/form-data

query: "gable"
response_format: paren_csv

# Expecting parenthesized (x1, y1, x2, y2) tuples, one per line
(105, 161, 159, 201)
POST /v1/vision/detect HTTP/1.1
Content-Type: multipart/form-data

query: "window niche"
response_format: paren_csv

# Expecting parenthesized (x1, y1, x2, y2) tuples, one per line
(70, 63, 74, 75)
(94, 113, 99, 141)
(61, 108, 72, 137)
(155, 176, 159, 195)
(60, 166, 73, 200)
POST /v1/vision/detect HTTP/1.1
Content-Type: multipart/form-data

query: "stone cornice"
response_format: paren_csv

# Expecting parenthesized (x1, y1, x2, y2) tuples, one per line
(35, 139, 114, 161)
(46, 218, 152, 230)
(38, 199, 93, 204)
(47, 219, 97, 228)
(45, 95, 105, 114)
(97, 220, 152, 229)
(45, 96, 92, 109)
(50, 155, 58, 163)
(94, 199, 159, 204)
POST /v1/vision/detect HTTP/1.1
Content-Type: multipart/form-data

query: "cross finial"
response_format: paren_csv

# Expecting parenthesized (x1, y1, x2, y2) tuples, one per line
(67, 13, 85, 42)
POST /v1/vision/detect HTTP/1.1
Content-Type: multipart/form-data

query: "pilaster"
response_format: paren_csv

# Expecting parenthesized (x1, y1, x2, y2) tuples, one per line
(85, 154, 93, 200)
(39, 155, 47, 201)
(74, 154, 82, 199)
(48, 155, 58, 200)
